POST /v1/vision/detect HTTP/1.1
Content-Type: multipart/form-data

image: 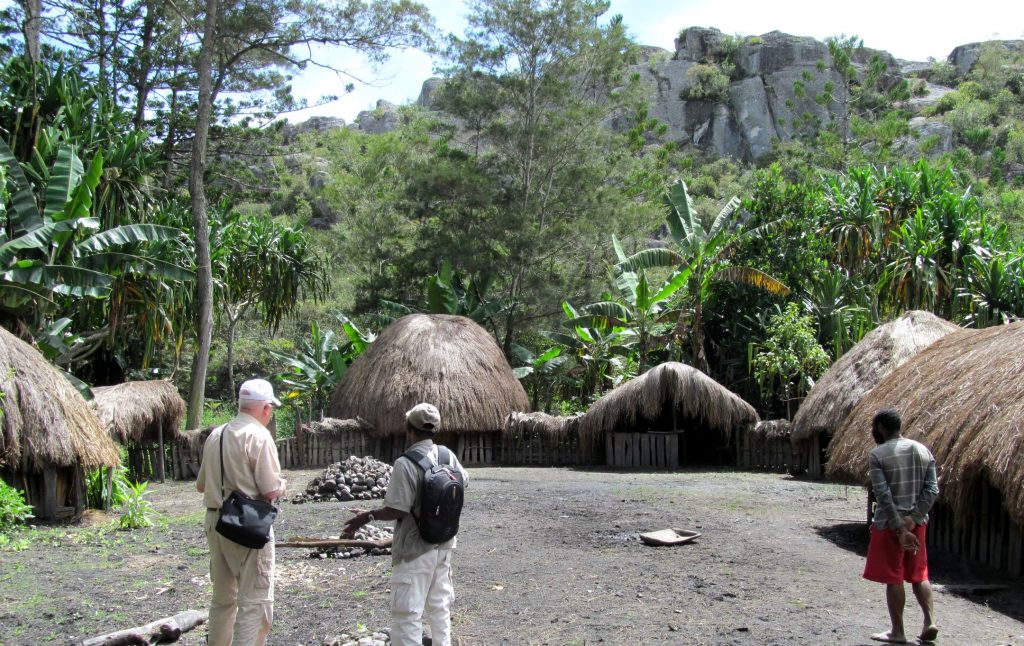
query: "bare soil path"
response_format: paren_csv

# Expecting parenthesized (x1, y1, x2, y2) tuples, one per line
(1, 467, 1023, 645)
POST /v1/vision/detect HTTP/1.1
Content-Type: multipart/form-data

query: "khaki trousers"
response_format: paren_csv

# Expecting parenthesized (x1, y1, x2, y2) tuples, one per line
(390, 548, 455, 646)
(203, 510, 274, 646)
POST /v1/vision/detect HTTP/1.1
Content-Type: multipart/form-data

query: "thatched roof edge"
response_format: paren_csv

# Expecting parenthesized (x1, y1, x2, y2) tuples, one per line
(791, 311, 959, 443)
(91, 380, 186, 445)
(826, 322, 1024, 526)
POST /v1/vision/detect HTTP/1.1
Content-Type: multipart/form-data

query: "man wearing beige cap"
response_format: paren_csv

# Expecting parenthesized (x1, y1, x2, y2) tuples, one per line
(197, 378, 287, 646)
(344, 402, 469, 646)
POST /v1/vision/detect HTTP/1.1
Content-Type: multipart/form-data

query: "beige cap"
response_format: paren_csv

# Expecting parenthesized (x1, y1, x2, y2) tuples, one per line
(238, 379, 282, 407)
(406, 402, 441, 433)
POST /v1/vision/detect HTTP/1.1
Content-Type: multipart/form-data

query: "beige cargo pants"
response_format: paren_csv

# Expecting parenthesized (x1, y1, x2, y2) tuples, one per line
(204, 510, 274, 646)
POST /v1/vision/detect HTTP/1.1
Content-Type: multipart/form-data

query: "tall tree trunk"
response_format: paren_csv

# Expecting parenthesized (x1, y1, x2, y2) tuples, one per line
(18, 0, 42, 65)
(185, 0, 218, 430)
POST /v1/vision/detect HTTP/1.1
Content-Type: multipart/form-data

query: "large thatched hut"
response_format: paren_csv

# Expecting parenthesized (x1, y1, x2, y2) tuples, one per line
(328, 314, 529, 464)
(580, 362, 759, 468)
(791, 310, 959, 477)
(91, 380, 185, 482)
(0, 326, 120, 521)
(827, 322, 1024, 575)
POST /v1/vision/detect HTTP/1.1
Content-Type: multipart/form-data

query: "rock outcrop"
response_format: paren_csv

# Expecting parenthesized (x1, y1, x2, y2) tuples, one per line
(291, 30, 1019, 163)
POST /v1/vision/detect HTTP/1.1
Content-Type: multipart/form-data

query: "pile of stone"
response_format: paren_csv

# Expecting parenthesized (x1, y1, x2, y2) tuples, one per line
(311, 523, 393, 560)
(292, 455, 391, 503)
(323, 627, 390, 646)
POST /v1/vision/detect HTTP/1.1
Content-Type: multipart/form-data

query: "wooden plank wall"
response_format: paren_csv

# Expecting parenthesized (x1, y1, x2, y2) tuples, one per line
(736, 431, 808, 474)
(501, 432, 590, 467)
(605, 432, 679, 469)
(927, 486, 1023, 577)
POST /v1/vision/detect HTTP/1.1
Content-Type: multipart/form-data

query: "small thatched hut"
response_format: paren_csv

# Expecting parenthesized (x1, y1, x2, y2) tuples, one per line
(791, 310, 959, 477)
(503, 411, 586, 466)
(0, 326, 120, 520)
(827, 322, 1024, 575)
(328, 314, 530, 464)
(580, 362, 759, 468)
(91, 380, 185, 482)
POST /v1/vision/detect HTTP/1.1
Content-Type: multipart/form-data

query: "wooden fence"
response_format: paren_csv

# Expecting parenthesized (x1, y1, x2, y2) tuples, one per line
(927, 484, 1023, 577)
(605, 432, 680, 469)
(501, 431, 589, 466)
(735, 431, 808, 473)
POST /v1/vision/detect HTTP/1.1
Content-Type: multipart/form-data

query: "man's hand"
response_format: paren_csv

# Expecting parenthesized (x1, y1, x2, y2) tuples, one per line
(342, 508, 370, 538)
(902, 516, 916, 532)
(898, 528, 919, 552)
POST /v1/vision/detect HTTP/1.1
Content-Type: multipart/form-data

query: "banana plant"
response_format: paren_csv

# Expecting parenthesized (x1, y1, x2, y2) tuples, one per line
(0, 140, 191, 363)
(544, 301, 634, 401)
(616, 180, 789, 374)
(511, 343, 571, 412)
(272, 314, 376, 421)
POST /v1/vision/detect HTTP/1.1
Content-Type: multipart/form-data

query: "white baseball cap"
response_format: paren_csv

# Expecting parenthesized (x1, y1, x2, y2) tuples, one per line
(405, 402, 441, 433)
(238, 379, 282, 407)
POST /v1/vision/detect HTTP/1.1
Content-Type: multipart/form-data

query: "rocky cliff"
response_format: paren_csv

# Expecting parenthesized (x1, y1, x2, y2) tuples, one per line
(307, 28, 1019, 163)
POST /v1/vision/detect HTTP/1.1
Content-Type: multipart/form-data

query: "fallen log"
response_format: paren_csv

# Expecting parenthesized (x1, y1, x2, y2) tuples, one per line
(82, 609, 208, 645)
(276, 536, 391, 549)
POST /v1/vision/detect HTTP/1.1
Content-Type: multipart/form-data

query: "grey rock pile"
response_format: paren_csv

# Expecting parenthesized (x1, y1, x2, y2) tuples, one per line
(311, 524, 393, 560)
(322, 627, 390, 646)
(292, 455, 392, 503)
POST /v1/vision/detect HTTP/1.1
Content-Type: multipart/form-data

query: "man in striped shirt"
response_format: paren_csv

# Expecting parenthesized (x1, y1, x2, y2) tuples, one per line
(864, 408, 940, 644)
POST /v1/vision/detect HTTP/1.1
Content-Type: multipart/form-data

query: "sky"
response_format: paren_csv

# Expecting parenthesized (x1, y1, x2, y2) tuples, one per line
(284, 0, 1024, 124)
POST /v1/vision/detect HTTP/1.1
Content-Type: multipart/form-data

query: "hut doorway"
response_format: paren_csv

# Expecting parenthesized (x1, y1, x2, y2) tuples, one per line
(648, 405, 735, 467)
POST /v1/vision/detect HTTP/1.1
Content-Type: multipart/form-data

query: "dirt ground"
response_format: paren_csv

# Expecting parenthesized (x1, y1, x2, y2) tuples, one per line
(2, 467, 1024, 645)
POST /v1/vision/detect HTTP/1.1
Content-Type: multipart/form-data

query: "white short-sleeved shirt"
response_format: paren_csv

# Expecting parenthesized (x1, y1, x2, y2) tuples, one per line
(384, 438, 469, 564)
(198, 413, 286, 509)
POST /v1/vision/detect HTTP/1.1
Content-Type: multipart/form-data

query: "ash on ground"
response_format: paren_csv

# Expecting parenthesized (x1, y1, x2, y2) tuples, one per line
(292, 455, 391, 503)
(311, 523, 393, 560)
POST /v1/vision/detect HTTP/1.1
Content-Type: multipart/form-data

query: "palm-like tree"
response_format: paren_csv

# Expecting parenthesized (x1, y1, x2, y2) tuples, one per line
(616, 180, 789, 375)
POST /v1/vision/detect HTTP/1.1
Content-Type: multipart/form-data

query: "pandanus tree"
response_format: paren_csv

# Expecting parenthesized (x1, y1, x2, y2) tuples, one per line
(616, 179, 789, 375)
(210, 207, 329, 401)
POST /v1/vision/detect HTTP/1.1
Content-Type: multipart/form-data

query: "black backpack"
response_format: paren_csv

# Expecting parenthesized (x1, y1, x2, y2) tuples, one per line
(402, 445, 465, 544)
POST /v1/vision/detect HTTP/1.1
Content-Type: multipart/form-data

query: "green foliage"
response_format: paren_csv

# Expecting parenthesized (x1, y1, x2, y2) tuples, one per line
(749, 303, 830, 416)
(85, 466, 131, 510)
(272, 315, 374, 419)
(0, 479, 33, 534)
(681, 63, 731, 101)
(118, 480, 155, 530)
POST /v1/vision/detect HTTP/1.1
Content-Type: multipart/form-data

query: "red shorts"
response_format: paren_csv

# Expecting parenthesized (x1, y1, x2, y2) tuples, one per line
(863, 523, 929, 584)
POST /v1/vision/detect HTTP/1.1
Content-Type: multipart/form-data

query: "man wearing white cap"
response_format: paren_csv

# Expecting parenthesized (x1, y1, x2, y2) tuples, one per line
(197, 378, 287, 646)
(344, 402, 469, 646)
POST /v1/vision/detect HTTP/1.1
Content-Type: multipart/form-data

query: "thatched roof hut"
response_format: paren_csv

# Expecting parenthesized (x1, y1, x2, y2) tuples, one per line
(579, 362, 759, 457)
(91, 380, 185, 445)
(304, 417, 374, 437)
(0, 326, 119, 471)
(751, 419, 792, 442)
(328, 314, 529, 437)
(504, 411, 582, 444)
(791, 311, 959, 444)
(826, 322, 1024, 526)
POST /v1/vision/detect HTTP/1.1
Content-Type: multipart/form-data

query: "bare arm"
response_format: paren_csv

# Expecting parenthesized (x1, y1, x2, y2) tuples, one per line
(343, 506, 408, 537)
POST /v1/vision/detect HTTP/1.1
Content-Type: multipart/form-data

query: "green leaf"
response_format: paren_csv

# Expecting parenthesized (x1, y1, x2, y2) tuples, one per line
(59, 151, 102, 222)
(0, 140, 41, 233)
(616, 248, 683, 274)
(76, 224, 182, 253)
(44, 147, 84, 222)
(512, 366, 534, 379)
(427, 275, 459, 314)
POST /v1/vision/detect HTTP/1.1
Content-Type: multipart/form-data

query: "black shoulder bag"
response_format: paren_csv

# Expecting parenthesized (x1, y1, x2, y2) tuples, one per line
(214, 426, 278, 549)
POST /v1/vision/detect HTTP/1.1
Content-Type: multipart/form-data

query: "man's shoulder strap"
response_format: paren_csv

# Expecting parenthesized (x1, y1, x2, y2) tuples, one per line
(401, 445, 452, 472)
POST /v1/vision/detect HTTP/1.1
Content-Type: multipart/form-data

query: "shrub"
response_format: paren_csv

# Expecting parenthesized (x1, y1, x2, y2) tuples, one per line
(680, 63, 731, 102)
(0, 479, 33, 534)
(86, 466, 131, 509)
(119, 480, 156, 530)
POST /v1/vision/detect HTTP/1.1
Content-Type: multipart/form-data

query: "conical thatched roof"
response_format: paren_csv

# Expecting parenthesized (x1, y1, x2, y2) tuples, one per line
(303, 417, 374, 436)
(0, 326, 119, 470)
(826, 322, 1024, 525)
(328, 314, 529, 437)
(791, 311, 959, 443)
(579, 362, 759, 450)
(91, 380, 185, 445)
